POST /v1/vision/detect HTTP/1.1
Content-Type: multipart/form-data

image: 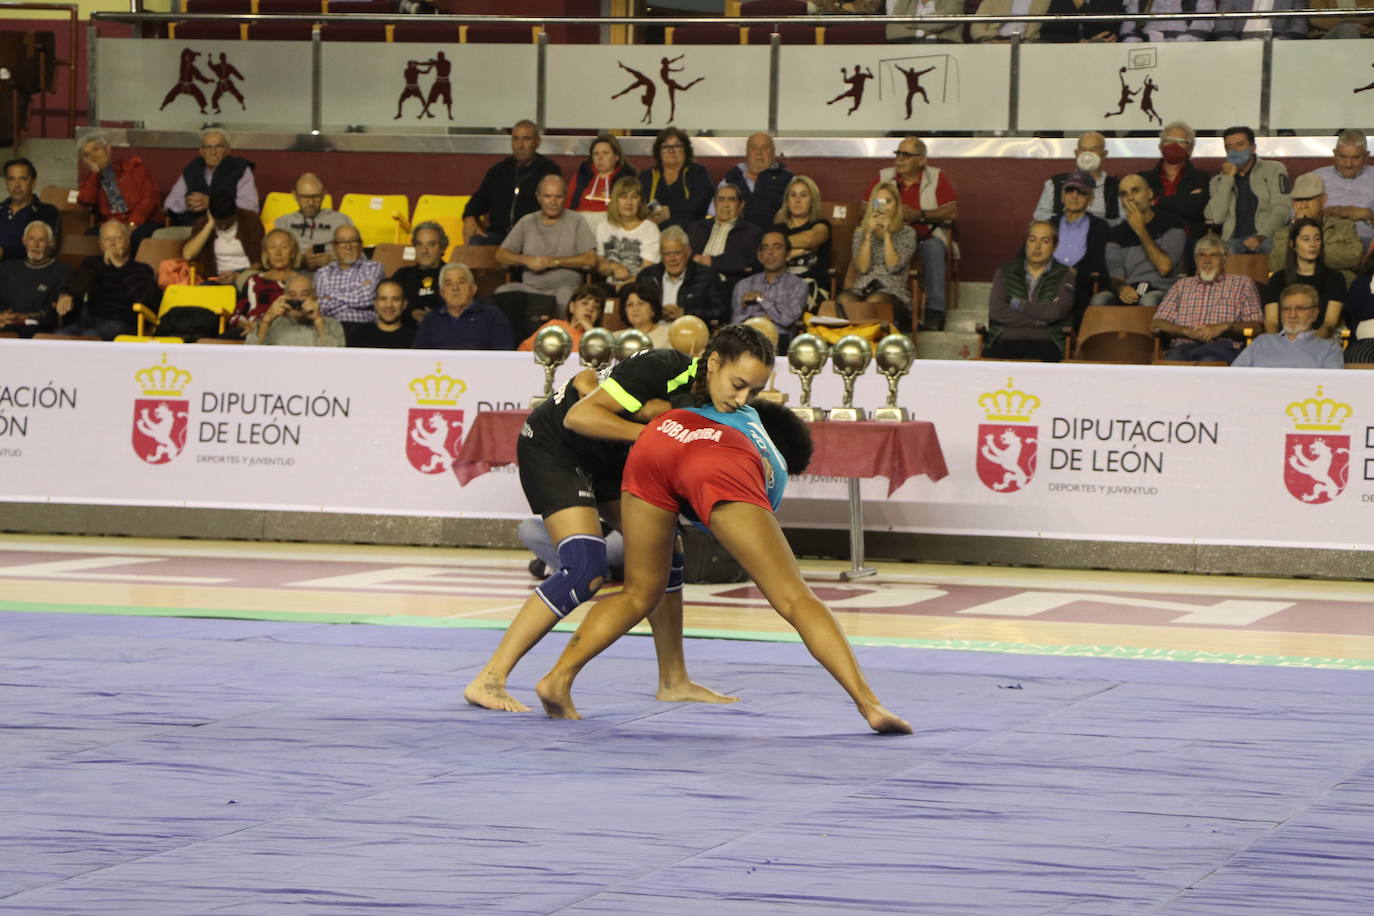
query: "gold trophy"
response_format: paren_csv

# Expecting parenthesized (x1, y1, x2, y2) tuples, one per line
(579, 327, 616, 372)
(826, 334, 872, 422)
(786, 333, 829, 421)
(615, 328, 653, 362)
(743, 316, 786, 405)
(873, 333, 915, 422)
(529, 323, 573, 407)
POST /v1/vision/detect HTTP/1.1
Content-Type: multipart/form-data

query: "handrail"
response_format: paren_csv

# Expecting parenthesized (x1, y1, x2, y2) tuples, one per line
(0, 1, 78, 139)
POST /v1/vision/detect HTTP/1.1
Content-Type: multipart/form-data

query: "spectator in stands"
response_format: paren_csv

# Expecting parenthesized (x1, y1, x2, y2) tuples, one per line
(496, 174, 598, 310)
(866, 135, 956, 330)
(1340, 250, 1374, 364)
(1308, 1, 1374, 39)
(236, 228, 298, 334)
(731, 230, 808, 346)
(275, 172, 354, 270)
(1032, 131, 1118, 226)
(1092, 173, 1186, 308)
(517, 282, 604, 352)
(1038, 0, 1127, 43)
(688, 184, 762, 292)
(0, 221, 70, 336)
(1143, 121, 1210, 261)
(1151, 234, 1262, 363)
(1233, 284, 1344, 369)
(1204, 126, 1290, 256)
(163, 128, 259, 227)
(970, 0, 1052, 42)
(595, 177, 660, 287)
(349, 279, 416, 349)
(1313, 129, 1374, 252)
(1214, 0, 1307, 39)
(885, 0, 967, 42)
(637, 226, 728, 328)
(77, 136, 159, 254)
(772, 175, 831, 305)
(182, 193, 262, 286)
(245, 272, 345, 347)
(314, 224, 384, 334)
(1049, 170, 1109, 326)
(393, 221, 448, 325)
(641, 127, 714, 232)
(1262, 217, 1347, 338)
(851, 181, 917, 329)
(53, 220, 156, 340)
(721, 132, 793, 230)
(1119, 0, 1216, 41)
(985, 219, 1076, 362)
(414, 262, 514, 350)
(618, 282, 671, 349)
(567, 134, 637, 233)
(1, 157, 60, 263)
(463, 119, 561, 245)
(1270, 174, 1361, 275)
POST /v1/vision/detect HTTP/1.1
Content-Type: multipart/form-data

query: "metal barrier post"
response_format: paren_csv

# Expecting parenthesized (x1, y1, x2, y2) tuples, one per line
(310, 24, 322, 133)
(768, 31, 780, 137)
(536, 29, 548, 132)
(1008, 32, 1021, 136)
(86, 18, 97, 126)
(1260, 28, 1274, 136)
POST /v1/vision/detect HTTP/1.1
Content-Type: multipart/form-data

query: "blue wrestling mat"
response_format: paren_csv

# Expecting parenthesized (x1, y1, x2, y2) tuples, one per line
(3, 610, 1373, 914)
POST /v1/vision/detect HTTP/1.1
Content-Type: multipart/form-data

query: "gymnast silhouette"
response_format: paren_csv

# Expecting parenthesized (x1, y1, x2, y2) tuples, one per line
(826, 64, 874, 117)
(660, 55, 704, 122)
(612, 61, 658, 124)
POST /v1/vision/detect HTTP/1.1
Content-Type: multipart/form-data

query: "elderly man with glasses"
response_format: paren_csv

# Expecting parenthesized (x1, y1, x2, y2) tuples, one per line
(1232, 283, 1344, 369)
(1150, 234, 1263, 364)
(864, 135, 957, 330)
(313, 224, 383, 337)
(162, 128, 259, 227)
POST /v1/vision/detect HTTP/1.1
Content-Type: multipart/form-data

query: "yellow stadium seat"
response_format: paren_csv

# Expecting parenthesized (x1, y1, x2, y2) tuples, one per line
(410, 194, 468, 249)
(339, 193, 411, 248)
(260, 191, 334, 234)
(113, 336, 187, 344)
(135, 284, 239, 338)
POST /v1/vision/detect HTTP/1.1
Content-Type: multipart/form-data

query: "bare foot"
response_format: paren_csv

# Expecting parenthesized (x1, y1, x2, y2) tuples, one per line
(657, 681, 741, 704)
(861, 704, 913, 735)
(535, 672, 581, 720)
(463, 674, 531, 712)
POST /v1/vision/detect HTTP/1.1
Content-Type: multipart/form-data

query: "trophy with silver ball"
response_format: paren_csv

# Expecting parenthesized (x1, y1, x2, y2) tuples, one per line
(873, 333, 915, 422)
(579, 327, 616, 372)
(614, 328, 653, 362)
(826, 334, 873, 422)
(786, 333, 829, 421)
(529, 324, 572, 408)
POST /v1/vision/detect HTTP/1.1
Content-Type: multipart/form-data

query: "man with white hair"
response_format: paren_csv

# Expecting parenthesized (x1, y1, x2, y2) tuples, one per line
(162, 127, 260, 226)
(720, 132, 793, 229)
(77, 135, 161, 251)
(1313, 128, 1374, 251)
(1151, 234, 1263, 363)
(0, 221, 71, 335)
(413, 262, 514, 350)
(1232, 283, 1344, 369)
(53, 220, 157, 340)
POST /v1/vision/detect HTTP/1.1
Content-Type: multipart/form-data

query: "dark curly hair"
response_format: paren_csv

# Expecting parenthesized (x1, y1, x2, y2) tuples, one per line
(750, 398, 812, 476)
(652, 126, 694, 168)
(690, 324, 776, 406)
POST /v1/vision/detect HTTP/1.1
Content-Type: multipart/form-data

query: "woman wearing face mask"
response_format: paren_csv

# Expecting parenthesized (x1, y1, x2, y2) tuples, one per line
(1144, 121, 1212, 249)
(1261, 217, 1346, 338)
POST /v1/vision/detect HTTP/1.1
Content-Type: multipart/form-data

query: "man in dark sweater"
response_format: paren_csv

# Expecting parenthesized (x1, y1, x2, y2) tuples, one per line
(55, 220, 157, 339)
(392, 221, 448, 325)
(413, 263, 514, 350)
(721, 132, 794, 229)
(162, 128, 259, 227)
(0, 221, 71, 336)
(349, 280, 417, 349)
(462, 120, 562, 246)
(0, 157, 61, 262)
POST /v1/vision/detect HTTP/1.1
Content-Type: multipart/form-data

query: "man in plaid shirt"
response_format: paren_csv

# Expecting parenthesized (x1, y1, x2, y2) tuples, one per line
(1150, 234, 1263, 363)
(313, 224, 383, 336)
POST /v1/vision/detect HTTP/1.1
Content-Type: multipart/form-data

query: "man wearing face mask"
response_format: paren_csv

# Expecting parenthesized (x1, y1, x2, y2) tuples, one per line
(1032, 131, 1120, 226)
(1204, 125, 1291, 256)
(1143, 121, 1211, 245)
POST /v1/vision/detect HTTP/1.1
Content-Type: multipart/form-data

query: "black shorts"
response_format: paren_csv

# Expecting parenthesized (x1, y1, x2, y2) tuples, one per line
(517, 434, 627, 517)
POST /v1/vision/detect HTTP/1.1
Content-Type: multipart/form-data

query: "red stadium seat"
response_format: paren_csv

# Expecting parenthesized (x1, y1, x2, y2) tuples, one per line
(460, 24, 541, 43)
(257, 0, 324, 11)
(169, 21, 247, 40)
(323, 0, 392, 11)
(392, 21, 462, 42)
(820, 23, 888, 43)
(183, 0, 253, 12)
(319, 21, 387, 40)
(248, 20, 316, 40)
(665, 25, 746, 45)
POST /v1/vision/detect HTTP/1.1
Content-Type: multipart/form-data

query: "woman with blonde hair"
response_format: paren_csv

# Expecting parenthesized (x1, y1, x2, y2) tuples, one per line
(596, 176, 660, 287)
(850, 180, 916, 328)
(771, 175, 831, 300)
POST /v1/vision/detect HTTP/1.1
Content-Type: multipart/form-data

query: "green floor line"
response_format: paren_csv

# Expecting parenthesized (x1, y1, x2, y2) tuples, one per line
(4, 600, 1374, 671)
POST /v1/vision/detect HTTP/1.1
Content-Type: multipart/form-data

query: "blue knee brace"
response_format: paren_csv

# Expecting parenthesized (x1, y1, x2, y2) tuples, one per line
(666, 548, 685, 593)
(535, 534, 608, 618)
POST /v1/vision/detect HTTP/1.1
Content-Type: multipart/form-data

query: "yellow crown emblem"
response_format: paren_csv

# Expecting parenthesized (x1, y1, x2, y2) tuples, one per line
(978, 377, 1040, 423)
(1286, 385, 1352, 431)
(410, 363, 467, 406)
(135, 354, 192, 397)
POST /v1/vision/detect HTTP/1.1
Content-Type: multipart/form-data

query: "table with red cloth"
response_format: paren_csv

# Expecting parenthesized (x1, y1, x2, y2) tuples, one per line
(452, 410, 949, 578)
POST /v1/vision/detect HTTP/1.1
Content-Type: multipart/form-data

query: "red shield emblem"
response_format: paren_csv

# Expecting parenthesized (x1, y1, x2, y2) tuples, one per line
(976, 423, 1037, 493)
(406, 407, 464, 474)
(131, 398, 189, 464)
(1284, 434, 1349, 504)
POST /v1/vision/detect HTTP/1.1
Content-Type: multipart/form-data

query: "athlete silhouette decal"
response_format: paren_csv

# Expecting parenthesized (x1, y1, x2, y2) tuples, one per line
(396, 51, 454, 120)
(826, 64, 874, 116)
(208, 53, 246, 114)
(159, 48, 216, 115)
(1104, 64, 1163, 125)
(895, 63, 935, 120)
(609, 55, 703, 124)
